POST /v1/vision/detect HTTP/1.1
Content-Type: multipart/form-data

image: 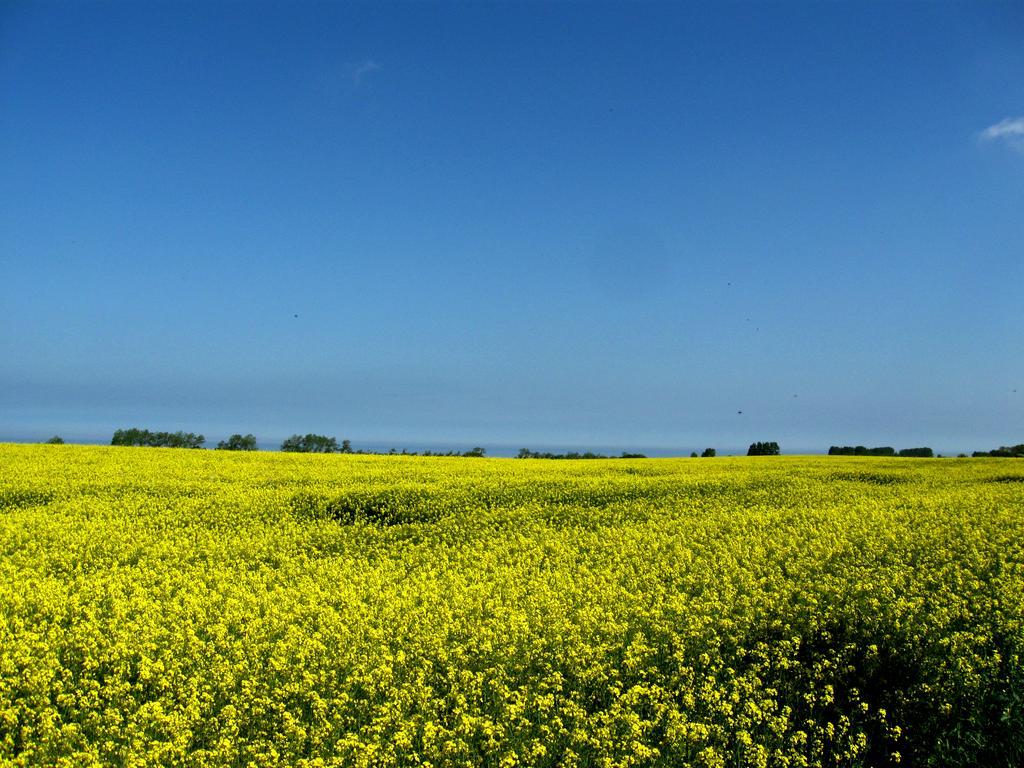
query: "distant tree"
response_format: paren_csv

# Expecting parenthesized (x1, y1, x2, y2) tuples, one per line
(280, 434, 340, 453)
(44, 435, 64, 444)
(898, 447, 934, 458)
(701, 448, 716, 458)
(112, 428, 145, 446)
(216, 434, 257, 451)
(829, 445, 895, 456)
(972, 443, 1023, 458)
(517, 447, 644, 460)
(316, 435, 340, 453)
(341, 439, 353, 454)
(164, 431, 205, 449)
(690, 451, 699, 458)
(112, 428, 204, 448)
(997, 444, 1024, 457)
(747, 441, 780, 456)
(462, 447, 486, 458)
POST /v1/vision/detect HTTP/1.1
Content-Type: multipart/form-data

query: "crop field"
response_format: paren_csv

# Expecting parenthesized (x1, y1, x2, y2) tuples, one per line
(1, 445, 1022, 767)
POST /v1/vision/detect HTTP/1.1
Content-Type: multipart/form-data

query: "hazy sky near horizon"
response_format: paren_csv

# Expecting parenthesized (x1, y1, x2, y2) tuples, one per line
(2, 1, 1022, 453)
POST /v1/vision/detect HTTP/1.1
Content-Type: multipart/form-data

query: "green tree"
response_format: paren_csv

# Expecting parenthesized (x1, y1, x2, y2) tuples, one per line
(281, 434, 341, 453)
(44, 436, 64, 444)
(974, 443, 1024, 458)
(747, 441, 780, 456)
(898, 447, 934, 458)
(216, 434, 258, 451)
(701, 448, 716, 457)
(111, 428, 204, 448)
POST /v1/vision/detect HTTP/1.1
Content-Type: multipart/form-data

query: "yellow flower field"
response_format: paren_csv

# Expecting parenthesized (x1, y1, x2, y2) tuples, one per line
(1, 445, 1021, 767)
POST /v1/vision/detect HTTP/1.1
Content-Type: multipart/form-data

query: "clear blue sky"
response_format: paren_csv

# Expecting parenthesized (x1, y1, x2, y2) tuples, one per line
(2, 1, 1022, 455)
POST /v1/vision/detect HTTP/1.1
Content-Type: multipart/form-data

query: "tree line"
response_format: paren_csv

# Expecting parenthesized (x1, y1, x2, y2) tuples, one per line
(111, 428, 206, 449)
(280, 435, 488, 457)
(217, 434, 257, 451)
(107, 429, 489, 456)
(38, 429, 1016, 458)
(972, 443, 1024, 458)
(516, 449, 647, 459)
(828, 446, 934, 458)
(828, 446, 896, 456)
(280, 434, 345, 453)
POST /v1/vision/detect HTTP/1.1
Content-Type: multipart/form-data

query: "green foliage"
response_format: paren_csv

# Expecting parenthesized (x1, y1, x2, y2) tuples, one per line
(43, 435, 64, 444)
(516, 448, 647, 459)
(831, 446, 938, 458)
(829, 446, 896, 456)
(702, 447, 717, 457)
(973, 443, 1024, 458)
(111, 427, 205, 448)
(1, 446, 1022, 767)
(898, 447, 934, 458)
(280, 433, 340, 453)
(216, 433, 258, 451)
(747, 441, 780, 456)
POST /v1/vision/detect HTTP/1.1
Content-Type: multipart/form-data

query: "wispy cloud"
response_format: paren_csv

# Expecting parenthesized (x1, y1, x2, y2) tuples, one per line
(979, 117, 1024, 154)
(349, 59, 380, 86)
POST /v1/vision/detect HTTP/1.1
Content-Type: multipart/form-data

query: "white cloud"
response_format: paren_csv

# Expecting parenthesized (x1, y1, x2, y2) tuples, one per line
(979, 117, 1024, 153)
(350, 60, 380, 86)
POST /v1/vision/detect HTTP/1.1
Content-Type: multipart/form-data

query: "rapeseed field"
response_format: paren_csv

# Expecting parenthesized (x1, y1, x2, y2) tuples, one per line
(1, 445, 1021, 767)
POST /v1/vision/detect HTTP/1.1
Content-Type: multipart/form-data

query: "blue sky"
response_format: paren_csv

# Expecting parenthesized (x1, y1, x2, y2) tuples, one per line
(2, 1, 1022, 455)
